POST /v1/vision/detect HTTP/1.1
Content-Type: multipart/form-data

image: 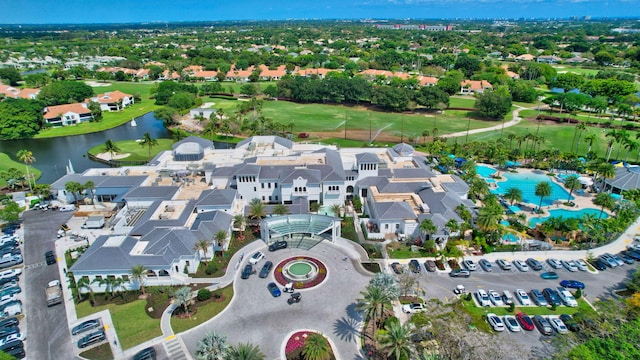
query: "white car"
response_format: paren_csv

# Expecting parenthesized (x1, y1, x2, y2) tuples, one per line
(488, 290, 504, 306)
(248, 251, 265, 265)
(402, 303, 425, 314)
(476, 289, 491, 307)
(549, 317, 569, 334)
(513, 260, 529, 272)
(0, 332, 25, 345)
(0, 269, 21, 280)
(496, 259, 512, 270)
(503, 315, 522, 332)
(562, 260, 578, 272)
(486, 313, 505, 332)
(515, 289, 532, 306)
(0, 294, 16, 306)
(547, 258, 562, 269)
(2, 303, 21, 317)
(462, 259, 477, 271)
(574, 259, 588, 271)
(557, 287, 578, 307)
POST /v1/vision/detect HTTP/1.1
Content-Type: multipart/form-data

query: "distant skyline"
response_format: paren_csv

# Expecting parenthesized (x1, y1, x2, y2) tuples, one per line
(0, 0, 639, 24)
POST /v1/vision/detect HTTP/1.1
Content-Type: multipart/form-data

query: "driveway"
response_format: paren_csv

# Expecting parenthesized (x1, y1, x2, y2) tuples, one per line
(22, 209, 75, 360)
(181, 241, 371, 359)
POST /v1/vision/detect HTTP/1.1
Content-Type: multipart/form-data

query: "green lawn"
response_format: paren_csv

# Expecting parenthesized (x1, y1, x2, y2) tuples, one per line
(87, 139, 174, 162)
(170, 285, 234, 334)
(449, 97, 476, 108)
(79, 343, 114, 360)
(0, 153, 42, 187)
(76, 299, 161, 350)
(552, 66, 600, 77)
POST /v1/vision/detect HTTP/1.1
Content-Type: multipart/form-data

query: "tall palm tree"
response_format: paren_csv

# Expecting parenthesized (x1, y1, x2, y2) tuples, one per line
(214, 231, 228, 257)
(16, 149, 35, 192)
(232, 214, 246, 231)
(224, 343, 265, 360)
(76, 277, 94, 303)
(584, 133, 597, 154)
(248, 198, 266, 220)
(476, 205, 502, 232)
(203, 120, 217, 141)
(302, 333, 332, 360)
(139, 132, 159, 161)
(593, 193, 615, 219)
(130, 264, 148, 296)
(272, 204, 289, 216)
(329, 204, 342, 218)
(504, 187, 523, 205)
(535, 181, 552, 212)
(64, 181, 84, 206)
(103, 139, 120, 160)
(356, 285, 392, 339)
(419, 219, 437, 243)
(564, 175, 581, 203)
(83, 180, 95, 207)
(196, 331, 230, 360)
(377, 321, 416, 360)
(194, 239, 210, 264)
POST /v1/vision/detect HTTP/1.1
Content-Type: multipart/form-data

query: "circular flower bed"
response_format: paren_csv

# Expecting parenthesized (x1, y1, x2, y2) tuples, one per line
(274, 256, 327, 289)
(285, 331, 335, 360)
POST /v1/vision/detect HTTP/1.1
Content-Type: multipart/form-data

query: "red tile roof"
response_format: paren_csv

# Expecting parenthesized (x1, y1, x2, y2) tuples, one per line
(43, 103, 91, 119)
(93, 90, 133, 104)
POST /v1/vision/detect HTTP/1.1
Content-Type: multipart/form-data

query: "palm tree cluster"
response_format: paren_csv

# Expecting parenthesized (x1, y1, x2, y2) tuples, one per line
(195, 331, 265, 360)
(64, 180, 97, 206)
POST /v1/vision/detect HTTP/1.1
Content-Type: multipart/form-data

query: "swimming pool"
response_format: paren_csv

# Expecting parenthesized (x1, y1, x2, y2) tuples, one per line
(490, 171, 572, 207)
(528, 208, 608, 227)
(476, 165, 497, 178)
(502, 233, 519, 243)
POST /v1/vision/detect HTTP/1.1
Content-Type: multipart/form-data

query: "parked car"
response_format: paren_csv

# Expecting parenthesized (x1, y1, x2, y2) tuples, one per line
(526, 258, 543, 271)
(259, 261, 273, 278)
(562, 260, 579, 272)
(530, 289, 549, 307)
(619, 254, 635, 264)
(0, 277, 18, 287)
(622, 250, 640, 261)
(559, 280, 585, 289)
(610, 254, 625, 267)
(549, 317, 569, 334)
(496, 259, 512, 270)
(542, 288, 562, 306)
(0, 269, 21, 280)
(402, 303, 425, 314)
(488, 290, 504, 306)
(574, 259, 588, 271)
(478, 259, 492, 272)
(513, 260, 529, 272)
(390, 262, 404, 275)
(0, 318, 18, 329)
(557, 287, 578, 307)
(0, 333, 25, 345)
(448, 269, 470, 278)
(515, 289, 532, 306)
(547, 258, 562, 269)
(533, 315, 553, 335)
(45, 250, 56, 265)
(516, 312, 535, 331)
(248, 251, 265, 265)
(503, 315, 521, 332)
(0, 339, 21, 352)
(462, 259, 477, 271)
(71, 319, 101, 336)
(268, 241, 288, 252)
(0, 327, 19, 339)
(502, 290, 514, 306)
(476, 289, 491, 307)
(133, 347, 156, 360)
(559, 314, 580, 332)
(541, 271, 559, 280)
(241, 264, 254, 279)
(3, 345, 24, 359)
(2, 303, 22, 317)
(598, 254, 617, 268)
(486, 313, 505, 332)
(424, 260, 437, 272)
(77, 330, 106, 348)
(409, 259, 421, 273)
(589, 258, 607, 271)
(287, 292, 301, 305)
(267, 282, 281, 297)
(0, 286, 20, 297)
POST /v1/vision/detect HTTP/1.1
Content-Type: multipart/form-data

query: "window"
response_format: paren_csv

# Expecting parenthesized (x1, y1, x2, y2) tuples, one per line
(384, 224, 389, 230)
(254, 187, 257, 191)
(94, 275, 103, 281)
(268, 183, 271, 189)
(262, 196, 265, 201)
(261, 183, 264, 189)
(275, 196, 279, 200)
(275, 183, 278, 188)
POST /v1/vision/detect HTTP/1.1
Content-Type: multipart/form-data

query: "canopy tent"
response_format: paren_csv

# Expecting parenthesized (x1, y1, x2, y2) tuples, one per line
(578, 176, 593, 186)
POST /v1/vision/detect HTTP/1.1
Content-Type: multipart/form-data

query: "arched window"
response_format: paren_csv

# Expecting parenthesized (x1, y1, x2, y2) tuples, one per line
(146, 270, 157, 277)
(159, 270, 170, 277)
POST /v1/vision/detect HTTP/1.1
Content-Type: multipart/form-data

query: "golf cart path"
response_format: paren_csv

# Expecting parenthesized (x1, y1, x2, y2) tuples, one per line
(442, 105, 527, 138)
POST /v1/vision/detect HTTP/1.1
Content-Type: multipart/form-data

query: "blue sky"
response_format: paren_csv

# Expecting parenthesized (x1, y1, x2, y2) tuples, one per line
(0, 0, 638, 24)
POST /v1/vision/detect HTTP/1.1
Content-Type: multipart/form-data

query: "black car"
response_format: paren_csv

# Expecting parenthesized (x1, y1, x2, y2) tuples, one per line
(619, 254, 635, 264)
(0, 326, 19, 338)
(71, 319, 101, 335)
(4, 345, 24, 359)
(526, 258, 543, 271)
(623, 250, 640, 261)
(133, 346, 157, 360)
(259, 261, 273, 278)
(542, 288, 562, 306)
(0, 317, 18, 329)
(409, 259, 421, 273)
(77, 330, 106, 348)
(0, 276, 18, 287)
(45, 250, 56, 265)
(0, 339, 22, 352)
(268, 241, 288, 252)
(559, 314, 580, 332)
(241, 264, 254, 279)
(287, 292, 301, 305)
(588, 259, 607, 271)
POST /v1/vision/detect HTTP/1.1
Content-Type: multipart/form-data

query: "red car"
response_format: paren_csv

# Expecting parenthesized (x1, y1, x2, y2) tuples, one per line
(516, 312, 535, 331)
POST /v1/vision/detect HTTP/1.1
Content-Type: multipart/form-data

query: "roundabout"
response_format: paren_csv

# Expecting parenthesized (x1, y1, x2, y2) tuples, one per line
(275, 256, 328, 289)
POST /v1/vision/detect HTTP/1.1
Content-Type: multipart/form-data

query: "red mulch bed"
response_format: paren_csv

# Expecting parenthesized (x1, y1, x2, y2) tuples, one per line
(285, 331, 335, 360)
(274, 256, 327, 289)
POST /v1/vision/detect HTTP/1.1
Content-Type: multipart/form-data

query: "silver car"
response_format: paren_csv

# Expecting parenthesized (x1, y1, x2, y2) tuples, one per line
(562, 260, 578, 272)
(513, 260, 529, 272)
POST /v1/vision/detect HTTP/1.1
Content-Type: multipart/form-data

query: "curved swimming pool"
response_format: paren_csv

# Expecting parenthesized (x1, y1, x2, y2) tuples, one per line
(528, 208, 608, 227)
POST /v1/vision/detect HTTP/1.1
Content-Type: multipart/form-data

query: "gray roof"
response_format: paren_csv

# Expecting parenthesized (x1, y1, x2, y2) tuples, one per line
(391, 143, 415, 156)
(196, 189, 237, 207)
(172, 136, 214, 150)
(372, 201, 415, 220)
(392, 168, 433, 179)
(70, 235, 138, 272)
(281, 168, 322, 185)
(236, 136, 293, 149)
(605, 167, 640, 191)
(123, 186, 179, 201)
(130, 200, 196, 236)
(356, 152, 379, 163)
(50, 174, 146, 191)
(440, 176, 470, 195)
(190, 211, 233, 241)
(236, 164, 261, 176)
(418, 189, 465, 221)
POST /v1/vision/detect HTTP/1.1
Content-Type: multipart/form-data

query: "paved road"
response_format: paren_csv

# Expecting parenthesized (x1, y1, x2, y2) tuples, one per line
(442, 104, 527, 139)
(23, 209, 75, 360)
(180, 241, 371, 360)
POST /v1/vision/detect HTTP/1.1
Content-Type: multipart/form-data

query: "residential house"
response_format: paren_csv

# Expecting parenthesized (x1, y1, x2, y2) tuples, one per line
(192, 70, 219, 81)
(515, 54, 535, 62)
(0, 84, 40, 99)
(460, 80, 493, 95)
(296, 68, 337, 79)
(537, 55, 562, 64)
(88, 90, 134, 112)
(43, 103, 94, 126)
(225, 66, 253, 82)
(257, 64, 287, 80)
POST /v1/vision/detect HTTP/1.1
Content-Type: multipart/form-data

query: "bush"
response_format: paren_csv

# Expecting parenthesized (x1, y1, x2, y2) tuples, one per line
(508, 302, 515, 313)
(574, 288, 582, 299)
(197, 288, 211, 301)
(205, 262, 218, 275)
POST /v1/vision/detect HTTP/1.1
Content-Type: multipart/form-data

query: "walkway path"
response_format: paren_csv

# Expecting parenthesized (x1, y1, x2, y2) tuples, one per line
(442, 104, 527, 139)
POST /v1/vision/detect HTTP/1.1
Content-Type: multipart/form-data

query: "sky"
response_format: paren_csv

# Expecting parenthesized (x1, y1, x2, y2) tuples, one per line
(0, 0, 638, 24)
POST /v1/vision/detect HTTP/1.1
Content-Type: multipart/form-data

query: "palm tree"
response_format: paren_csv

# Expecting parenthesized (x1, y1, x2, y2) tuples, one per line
(564, 175, 581, 203)
(419, 219, 437, 243)
(95, 277, 114, 296)
(64, 181, 84, 206)
(16, 149, 35, 192)
(377, 321, 416, 360)
(102, 139, 120, 160)
(302, 333, 332, 360)
(356, 285, 392, 339)
(232, 214, 246, 231)
(584, 133, 597, 154)
(173, 286, 193, 318)
(214, 231, 228, 257)
(83, 180, 95, 207)
(504, 187, 523, 205)
(76, 277, 94, 303)
(329, 204, 342, 218)
(224, 343, 265, 360)
(445, 219, 459, 238)
(139, 132, 159, 161)
(203, 120, 218, 141)
(196, 331, 230, 360)
(535, 181, 552, 212)
(593, 193, 615, 219)
(272, 204, 289, 216)
(194, 239, 210, 264)
(248, 198, 266, 220)
(130, 264, 148, 296)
